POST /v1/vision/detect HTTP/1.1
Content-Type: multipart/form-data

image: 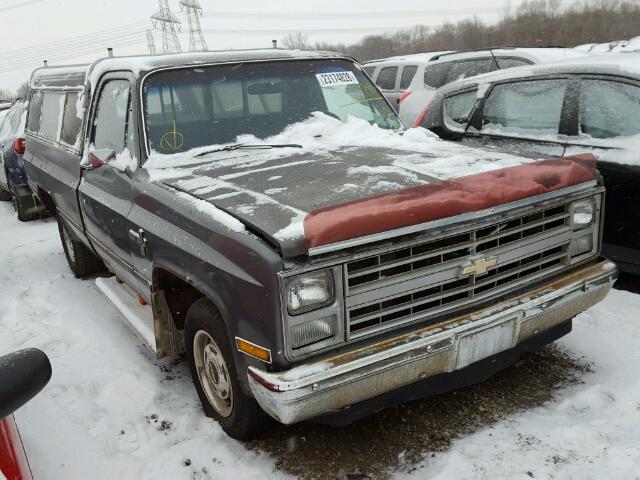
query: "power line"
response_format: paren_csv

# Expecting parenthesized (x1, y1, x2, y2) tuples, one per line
(201, 25, 436, 35)
(0, 36, 147, 74)
(147, 30, 158, 55)
(0, 21, 150, 60)
(199, 7, 502, 20)
(0, 31, 147, 67)
(0, 0, 45, 13)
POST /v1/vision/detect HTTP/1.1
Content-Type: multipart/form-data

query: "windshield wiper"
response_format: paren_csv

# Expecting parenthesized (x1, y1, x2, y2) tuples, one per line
(195, 143, 302, 157)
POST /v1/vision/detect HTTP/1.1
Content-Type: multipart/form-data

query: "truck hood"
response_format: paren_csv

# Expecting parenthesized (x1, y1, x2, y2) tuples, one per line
(149, 141, 597, 258)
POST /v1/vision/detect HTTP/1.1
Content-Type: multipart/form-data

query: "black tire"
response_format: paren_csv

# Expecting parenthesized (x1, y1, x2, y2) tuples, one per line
(185, 298, 272, 440)
(56, 215, 105, 277)
(0, 188, 11, 201)
(13, 194, 39, 222)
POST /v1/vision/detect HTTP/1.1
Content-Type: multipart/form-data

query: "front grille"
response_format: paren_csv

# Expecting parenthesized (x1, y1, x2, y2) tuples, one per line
(345, 202, 573, 339)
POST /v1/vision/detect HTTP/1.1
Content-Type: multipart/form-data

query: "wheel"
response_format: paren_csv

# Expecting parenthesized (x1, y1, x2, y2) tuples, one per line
(185, 298, 272, 440)
(56, 215, 105, 277)
(12, 194, 39, 222)
(0, 188, 11, 201)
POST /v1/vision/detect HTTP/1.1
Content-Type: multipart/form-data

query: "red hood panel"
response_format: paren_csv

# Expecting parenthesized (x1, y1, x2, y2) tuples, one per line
(304, 154, 597, 248)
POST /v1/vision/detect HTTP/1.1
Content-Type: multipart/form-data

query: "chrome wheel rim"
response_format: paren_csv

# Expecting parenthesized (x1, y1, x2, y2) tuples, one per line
(61, 225, 76, 264)
(193, 330, 233, 417)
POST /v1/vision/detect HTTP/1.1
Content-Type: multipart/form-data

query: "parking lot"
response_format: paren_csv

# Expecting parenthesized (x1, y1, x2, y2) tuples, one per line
(2, 201, 639, 479)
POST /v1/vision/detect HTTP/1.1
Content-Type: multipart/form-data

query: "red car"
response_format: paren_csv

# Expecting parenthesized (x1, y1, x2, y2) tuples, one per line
(0, 349, 51, 480)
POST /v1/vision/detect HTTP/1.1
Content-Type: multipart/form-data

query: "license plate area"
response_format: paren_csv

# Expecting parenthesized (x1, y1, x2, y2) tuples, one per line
(456, 317, 517, 369)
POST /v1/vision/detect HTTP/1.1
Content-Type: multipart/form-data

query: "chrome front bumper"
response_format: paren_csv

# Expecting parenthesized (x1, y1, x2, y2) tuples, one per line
(248, 260, 617, 425)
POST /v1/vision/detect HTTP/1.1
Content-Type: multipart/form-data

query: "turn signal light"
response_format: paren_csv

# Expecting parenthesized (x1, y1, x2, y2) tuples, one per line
(236, 338, 272, 363)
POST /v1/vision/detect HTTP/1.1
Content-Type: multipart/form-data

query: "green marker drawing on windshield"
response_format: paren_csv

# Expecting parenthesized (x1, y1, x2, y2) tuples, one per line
(160, 120, 184, 151)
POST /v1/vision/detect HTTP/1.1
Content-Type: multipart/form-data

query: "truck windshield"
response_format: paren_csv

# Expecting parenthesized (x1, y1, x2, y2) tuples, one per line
(143, 59, 401, 154)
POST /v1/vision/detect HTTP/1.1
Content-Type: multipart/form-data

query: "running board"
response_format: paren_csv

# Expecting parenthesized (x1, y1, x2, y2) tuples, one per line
(96, 277, 157, 354)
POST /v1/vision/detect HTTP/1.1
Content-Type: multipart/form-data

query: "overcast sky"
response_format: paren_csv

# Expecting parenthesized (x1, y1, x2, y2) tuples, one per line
(0, 0, 524, 90)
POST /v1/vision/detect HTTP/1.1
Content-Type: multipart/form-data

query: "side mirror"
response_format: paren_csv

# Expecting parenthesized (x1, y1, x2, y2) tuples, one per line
(85, 148, 116, 170)
(0, 349, 52, 419)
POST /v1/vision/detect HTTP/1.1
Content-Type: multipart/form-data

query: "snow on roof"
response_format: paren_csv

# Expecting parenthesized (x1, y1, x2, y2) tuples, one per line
(30, 49, 348, 90)
(440, 52, 640, 94)
(363, 51, 453, 64)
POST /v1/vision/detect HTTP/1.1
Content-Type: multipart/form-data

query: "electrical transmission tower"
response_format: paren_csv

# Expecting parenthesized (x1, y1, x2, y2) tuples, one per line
(151, 0, 182, 53)
(179, 0, 208, 51)
(146, 30, 158, 55)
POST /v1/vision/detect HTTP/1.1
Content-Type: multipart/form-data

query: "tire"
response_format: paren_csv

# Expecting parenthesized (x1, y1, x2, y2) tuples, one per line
(185, 298, 272, 440)
(0, 188, 11, 201)
(13, 194, 39, 222)
(56, 215, 105, 277)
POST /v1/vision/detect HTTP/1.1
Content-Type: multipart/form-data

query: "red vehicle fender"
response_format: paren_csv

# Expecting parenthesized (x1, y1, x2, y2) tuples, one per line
(0, 415, 32, 480)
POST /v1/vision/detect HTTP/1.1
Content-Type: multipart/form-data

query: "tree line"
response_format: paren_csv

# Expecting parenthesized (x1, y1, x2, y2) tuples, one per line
(283, 0, 640, 61)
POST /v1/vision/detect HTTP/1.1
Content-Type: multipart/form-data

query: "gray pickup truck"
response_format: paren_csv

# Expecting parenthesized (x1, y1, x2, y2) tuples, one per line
(23, 50, 616, 439)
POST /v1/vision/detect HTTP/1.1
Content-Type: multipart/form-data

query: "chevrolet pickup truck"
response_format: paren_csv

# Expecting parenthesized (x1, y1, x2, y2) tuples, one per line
(23, 50, 616, 440)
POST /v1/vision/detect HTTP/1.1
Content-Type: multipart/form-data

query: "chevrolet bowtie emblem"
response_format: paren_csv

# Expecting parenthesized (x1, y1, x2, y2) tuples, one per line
(461, 258, 498, 277)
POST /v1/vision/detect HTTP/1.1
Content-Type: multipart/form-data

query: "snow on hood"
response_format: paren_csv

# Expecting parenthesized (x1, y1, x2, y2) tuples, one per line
(144, 114, 565, 257)
(564, 134, 640, 167)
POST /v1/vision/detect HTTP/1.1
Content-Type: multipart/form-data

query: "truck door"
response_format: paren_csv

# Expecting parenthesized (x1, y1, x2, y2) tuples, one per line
(79, 75, 142, 290)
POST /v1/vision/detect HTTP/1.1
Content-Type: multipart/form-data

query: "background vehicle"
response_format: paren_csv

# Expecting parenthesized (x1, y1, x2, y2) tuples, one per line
(420, 53, 640, 274)
(398, 47, 590, 127)
(0, 348, 52, 480)
(24, 50, 614, 440)
(362, 51, 450, 109)
(0, 101, 44, 221)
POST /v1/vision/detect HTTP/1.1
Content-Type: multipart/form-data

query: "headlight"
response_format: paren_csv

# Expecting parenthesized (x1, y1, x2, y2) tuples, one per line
(286, 270, 335, 315)
(571, 199, 594, 228)
(290, 316, 336, 349)
(570, 233, 594, 257)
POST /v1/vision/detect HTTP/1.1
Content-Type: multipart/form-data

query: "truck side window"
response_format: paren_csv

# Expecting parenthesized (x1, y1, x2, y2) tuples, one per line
(39, 92, 65, 140)
(27, 91, 43, 133)
(580, 79, 640, 139)
(93, 80, 130, 154)
(376, 66, 398, 90)
(61, 92, 82, 147)
(399, 65, 418, 90)
(481, 79, 567, 135)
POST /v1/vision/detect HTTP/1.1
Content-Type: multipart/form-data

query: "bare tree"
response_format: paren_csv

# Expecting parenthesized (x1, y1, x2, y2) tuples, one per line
(281, 32, 311, 50)
(0, 88, 12, 102)
(15, 82, 30, 100)
(315, 0, 640, 61)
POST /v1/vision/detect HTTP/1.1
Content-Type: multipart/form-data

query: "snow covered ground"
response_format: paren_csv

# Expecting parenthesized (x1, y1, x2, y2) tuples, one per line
(1, 201, 639, 479)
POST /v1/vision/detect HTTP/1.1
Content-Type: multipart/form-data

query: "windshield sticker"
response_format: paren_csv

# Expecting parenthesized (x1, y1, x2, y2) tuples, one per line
(316, 71, 359, 88)
(160, 120, 184, 151)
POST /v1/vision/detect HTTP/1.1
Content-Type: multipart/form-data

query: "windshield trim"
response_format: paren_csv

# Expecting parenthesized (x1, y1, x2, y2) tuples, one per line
(138, 57, 399, 160)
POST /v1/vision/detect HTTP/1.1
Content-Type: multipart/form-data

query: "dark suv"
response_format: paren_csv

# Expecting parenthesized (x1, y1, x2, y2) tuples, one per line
(420, 53, 640, 274)
(23, 50, 615, 439)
